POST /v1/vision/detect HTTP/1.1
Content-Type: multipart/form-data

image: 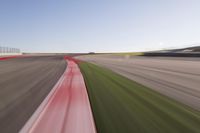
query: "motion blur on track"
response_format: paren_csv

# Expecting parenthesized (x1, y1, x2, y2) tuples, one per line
(0, 56, 66, 133)
(77, 54, 200, 111)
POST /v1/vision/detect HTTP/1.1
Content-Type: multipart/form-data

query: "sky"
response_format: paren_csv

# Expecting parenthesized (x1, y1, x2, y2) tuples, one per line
(0, 0, 200, 53)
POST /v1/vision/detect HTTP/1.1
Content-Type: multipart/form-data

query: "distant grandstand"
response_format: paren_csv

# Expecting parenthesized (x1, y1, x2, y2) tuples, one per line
(0, 46, 21, 56)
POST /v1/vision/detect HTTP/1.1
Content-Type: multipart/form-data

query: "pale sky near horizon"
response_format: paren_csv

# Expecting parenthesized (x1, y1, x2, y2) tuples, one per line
(0, 0, 200, 53)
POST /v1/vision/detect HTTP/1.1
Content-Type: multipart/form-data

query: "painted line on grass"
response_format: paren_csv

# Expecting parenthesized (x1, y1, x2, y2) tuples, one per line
(20, 57, 96, 133)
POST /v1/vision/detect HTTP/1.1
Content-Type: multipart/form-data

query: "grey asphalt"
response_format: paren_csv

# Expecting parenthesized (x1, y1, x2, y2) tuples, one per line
(77, 55, 200, 111)
(0, 56, 66, 133)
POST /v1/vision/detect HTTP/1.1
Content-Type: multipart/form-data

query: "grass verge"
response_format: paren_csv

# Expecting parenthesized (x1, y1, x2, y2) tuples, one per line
(79, 62, 200, 133)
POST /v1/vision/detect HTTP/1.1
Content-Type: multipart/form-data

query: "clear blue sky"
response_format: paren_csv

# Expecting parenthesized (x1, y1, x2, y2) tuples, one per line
(0, 0, 200, 53)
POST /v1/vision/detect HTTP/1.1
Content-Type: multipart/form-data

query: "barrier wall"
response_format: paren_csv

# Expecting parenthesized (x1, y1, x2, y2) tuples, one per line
(143, 52, 200, 57)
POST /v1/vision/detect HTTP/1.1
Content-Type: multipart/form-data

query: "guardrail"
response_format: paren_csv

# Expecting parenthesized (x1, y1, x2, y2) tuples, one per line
(0, 46, 21, 56)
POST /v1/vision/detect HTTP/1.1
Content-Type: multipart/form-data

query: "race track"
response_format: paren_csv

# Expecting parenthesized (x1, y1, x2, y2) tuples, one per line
(77, 55, 200, 111)
(21, 59, 96, 133)
(0, 56, 66, 133)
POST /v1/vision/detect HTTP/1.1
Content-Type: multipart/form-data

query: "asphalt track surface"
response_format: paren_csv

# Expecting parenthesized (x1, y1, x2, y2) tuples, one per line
(77, 55, 200, 111)
(20, 59, 96, 133)
(0, 56, 66, 133)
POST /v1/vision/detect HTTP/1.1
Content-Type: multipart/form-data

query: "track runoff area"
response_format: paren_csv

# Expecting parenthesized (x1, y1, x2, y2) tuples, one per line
(1, 55, 200, 133)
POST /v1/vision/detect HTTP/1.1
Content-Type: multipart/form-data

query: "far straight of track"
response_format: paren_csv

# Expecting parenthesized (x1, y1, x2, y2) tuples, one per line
(77, 55, 200, 111)
(0, 56, 66, 133)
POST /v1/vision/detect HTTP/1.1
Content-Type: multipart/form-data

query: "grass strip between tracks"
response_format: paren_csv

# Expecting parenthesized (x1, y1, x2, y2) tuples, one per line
(79, 62, 200, 133)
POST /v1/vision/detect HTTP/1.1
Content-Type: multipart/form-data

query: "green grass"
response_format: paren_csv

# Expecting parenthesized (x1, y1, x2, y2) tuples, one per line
(79, 62, 200, 133)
